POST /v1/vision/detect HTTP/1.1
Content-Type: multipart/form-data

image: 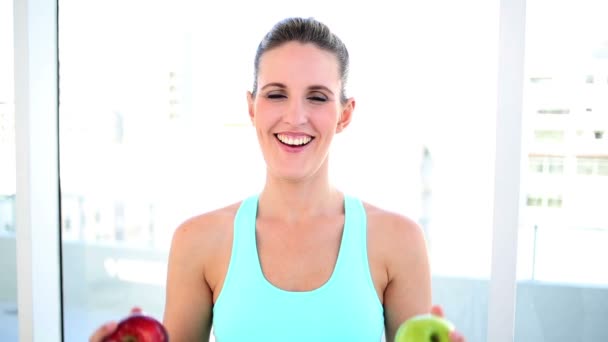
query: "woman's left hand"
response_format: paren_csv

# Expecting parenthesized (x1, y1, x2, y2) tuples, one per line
(430, 305, 466, 342)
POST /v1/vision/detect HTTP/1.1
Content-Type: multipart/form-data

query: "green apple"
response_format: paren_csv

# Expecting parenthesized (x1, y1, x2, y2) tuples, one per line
(394, 314, 454, 342)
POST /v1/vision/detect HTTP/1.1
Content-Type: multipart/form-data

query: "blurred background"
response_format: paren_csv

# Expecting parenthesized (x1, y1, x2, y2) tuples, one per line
(1, 0, 607, 340)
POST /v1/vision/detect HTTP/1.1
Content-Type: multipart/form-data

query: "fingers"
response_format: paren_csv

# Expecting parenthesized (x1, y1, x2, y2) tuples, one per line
(431, 305, 466, 342)
(89, 307, 142, 342)
(430, 304, 445, 317)
(89, 321, 117, 342)
(432, 305, 466, 342)
(450, 330, 466, 342)
(130, 306, 143, 315)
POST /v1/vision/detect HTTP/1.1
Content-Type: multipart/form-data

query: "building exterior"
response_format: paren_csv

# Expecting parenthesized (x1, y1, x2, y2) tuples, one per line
(523, 42, 608, 231)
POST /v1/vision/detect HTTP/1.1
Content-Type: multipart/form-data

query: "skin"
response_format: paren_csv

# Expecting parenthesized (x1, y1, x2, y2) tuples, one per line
(90, 41, 465, 342)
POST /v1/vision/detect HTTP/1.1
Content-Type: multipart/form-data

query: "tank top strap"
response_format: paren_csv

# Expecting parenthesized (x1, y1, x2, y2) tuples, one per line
(225, 194, 260, 284)
(338, 194, 377, 297)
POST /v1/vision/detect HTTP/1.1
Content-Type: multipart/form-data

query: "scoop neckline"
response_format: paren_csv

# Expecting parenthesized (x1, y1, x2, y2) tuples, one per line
(251, 194, 349, 296)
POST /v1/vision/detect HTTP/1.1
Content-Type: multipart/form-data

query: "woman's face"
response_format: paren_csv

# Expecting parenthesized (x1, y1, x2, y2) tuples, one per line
(248, 41, 354, 182)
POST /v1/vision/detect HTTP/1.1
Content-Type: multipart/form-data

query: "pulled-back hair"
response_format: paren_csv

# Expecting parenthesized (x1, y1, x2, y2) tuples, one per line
(252, 17, 350, 103)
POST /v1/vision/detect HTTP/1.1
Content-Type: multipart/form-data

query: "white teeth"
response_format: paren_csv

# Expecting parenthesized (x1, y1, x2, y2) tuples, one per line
(277, 134, 312, 146)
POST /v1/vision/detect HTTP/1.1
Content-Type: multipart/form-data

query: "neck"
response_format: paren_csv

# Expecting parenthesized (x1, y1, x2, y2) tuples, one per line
(258, 165, 343, 222)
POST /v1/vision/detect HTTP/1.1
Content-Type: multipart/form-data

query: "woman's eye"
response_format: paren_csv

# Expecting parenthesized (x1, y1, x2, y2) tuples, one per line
(308, 95, 327, 102)
(267, 93, 286, 99)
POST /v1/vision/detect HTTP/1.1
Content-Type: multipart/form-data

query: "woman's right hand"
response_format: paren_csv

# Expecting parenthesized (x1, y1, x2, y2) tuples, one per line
(88, 307, 142, 342)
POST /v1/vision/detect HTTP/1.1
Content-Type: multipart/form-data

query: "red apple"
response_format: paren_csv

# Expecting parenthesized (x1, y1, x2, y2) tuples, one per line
(102, 314, 169, 342)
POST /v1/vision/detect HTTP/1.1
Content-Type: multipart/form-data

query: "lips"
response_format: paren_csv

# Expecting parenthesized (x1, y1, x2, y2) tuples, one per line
(274, 133, 314, 147)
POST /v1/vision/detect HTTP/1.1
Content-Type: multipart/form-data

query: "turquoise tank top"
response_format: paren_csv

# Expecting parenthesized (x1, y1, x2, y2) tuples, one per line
(212, 194, 385, 341)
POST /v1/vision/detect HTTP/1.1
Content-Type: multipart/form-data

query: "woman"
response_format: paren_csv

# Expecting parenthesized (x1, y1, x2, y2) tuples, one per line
(91, 17, 466, 342)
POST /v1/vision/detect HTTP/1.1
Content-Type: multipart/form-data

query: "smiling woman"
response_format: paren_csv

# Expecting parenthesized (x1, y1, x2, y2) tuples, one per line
(85, 16, 468, 342)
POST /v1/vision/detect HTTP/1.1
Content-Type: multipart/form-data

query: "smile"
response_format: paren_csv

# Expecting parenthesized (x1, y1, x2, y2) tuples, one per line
(275, 133, 314, 147)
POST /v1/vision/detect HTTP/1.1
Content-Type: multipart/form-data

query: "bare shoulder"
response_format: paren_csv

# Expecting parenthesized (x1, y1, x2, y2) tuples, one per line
(163, 202, 242, 340)
(362, 201, 430, 285)
(363, 201, 427, 254)
(170, 201, 241, 261)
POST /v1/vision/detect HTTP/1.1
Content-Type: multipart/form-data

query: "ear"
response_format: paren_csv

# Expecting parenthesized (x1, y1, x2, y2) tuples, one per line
(336, 98, 355, 133)
(247, 91, 255, 125)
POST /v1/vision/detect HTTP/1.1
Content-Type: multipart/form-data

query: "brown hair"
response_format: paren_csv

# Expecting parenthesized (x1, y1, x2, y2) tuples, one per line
(252, 17, 350, 103)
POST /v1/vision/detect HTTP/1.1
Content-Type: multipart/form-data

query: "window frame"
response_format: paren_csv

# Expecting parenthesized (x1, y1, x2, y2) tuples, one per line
(14, 0, 62, 339)
(486, 0, 527, 340)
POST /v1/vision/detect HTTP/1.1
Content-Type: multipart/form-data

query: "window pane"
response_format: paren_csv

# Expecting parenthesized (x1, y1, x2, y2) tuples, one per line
(516, 0, 608, 340)
(60, 1, 497, 341)
(0, 0, 18, 339)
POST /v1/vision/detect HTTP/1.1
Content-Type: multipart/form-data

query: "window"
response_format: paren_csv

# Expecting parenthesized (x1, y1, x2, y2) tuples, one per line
(599, 159, 608, 176)
(516, 0, 608, 339)
(58, 0, 499, 340)
(0, 0, 17, 339)
(528, 156, 544, 173)
(577, 157, 595, 175)
(547, 157, 565, 174)
(534, 130, 565, 143)
(526, 196, 543, 207)
(524, 195, 563, 208)
(530, 76, 552, 83)
(528, 155, 564, 174)
(537, 108, 570, 114)
(577, 157, 608, 176)
(546, 196, 563, 208)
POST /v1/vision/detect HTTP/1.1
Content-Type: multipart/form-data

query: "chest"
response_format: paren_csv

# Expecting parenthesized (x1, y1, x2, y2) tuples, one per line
(209, 208, 389, 303)
(255, 217, 344, 292)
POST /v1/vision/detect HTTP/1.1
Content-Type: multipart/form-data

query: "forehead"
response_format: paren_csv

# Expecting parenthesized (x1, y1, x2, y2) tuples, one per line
(257, 41, 341, 86)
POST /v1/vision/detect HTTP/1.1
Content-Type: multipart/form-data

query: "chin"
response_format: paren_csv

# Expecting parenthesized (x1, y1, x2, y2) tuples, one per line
(277, 172, 311, 183)
(269, 167, 315, 183)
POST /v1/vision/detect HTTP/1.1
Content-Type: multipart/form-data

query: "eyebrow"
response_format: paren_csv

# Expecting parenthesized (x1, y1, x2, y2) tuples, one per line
(260, 82, 335, 96)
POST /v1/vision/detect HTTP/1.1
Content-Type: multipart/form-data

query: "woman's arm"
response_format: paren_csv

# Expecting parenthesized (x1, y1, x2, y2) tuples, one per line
(163, 219, 215, 342)
(379, 213, 432, 342)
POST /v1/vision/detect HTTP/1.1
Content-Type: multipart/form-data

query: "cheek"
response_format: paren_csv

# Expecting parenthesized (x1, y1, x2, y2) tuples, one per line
(254, 102, 281, 124)
(315, 109, 341, 131)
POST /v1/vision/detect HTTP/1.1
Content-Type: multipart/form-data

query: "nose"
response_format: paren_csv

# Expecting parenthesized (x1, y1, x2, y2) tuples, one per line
(283, 98, 308, 126)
